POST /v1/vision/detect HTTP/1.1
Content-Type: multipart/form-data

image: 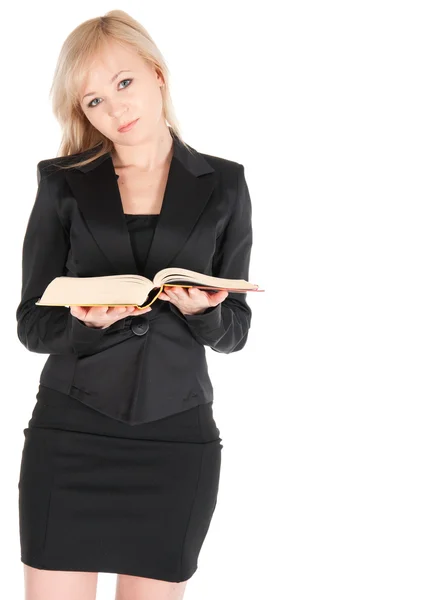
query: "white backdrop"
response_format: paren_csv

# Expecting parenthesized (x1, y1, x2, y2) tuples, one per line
(1, 1, 431, 599)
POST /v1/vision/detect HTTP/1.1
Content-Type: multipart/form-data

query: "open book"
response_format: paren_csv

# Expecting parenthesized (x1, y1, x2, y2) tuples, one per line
(35, 267, 264, 310)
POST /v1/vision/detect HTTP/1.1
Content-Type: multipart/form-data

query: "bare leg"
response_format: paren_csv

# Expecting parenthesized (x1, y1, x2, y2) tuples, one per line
(23, 564, 98, 600)
(115, 574, 188, 600)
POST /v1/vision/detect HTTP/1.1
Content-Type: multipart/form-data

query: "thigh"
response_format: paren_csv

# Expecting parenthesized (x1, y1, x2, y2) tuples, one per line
(23, 565, 98, 600)
(115, 574, 187, 600)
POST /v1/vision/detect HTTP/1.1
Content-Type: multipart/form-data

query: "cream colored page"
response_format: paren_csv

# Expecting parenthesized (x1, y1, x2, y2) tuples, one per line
(154, 267, 254, 289)
(35, 275, 153, 306)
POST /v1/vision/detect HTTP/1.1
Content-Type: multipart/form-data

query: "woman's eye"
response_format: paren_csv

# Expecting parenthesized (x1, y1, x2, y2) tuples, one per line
(87, 79, 133, 108)
(119, 78, 132, 89)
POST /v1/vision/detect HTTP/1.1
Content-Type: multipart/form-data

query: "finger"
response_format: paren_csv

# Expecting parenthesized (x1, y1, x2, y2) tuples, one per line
(187, 288, 207, 303)
(70, 306, 86, 319)
(163, 289, 179, 301)
(188, 287, 205, 297)
(90, 306, 110, 317)
(170, 286, 189, 299)
(100, 306, 132, 316)
(90, 306, 126, 321)
(128, 307, 153, 316)
(207, 290, 229, 305)
(105, 306, 123, 317)
(113, 306, 134, 314)
(163, 287, 177, 296)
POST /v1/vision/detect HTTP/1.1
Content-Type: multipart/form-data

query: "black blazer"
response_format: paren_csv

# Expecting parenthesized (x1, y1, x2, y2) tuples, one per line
(16, 132, 253, 424)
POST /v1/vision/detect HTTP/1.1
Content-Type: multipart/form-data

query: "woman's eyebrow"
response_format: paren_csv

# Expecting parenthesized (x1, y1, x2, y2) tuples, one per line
(82, 70, 133, 101)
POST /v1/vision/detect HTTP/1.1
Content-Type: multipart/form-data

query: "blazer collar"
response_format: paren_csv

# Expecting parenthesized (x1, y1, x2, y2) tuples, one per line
(64, 133, 215, 279)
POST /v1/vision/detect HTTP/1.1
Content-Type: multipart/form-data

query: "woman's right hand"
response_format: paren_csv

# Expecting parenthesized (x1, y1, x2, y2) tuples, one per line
(70, 305, 152, 329)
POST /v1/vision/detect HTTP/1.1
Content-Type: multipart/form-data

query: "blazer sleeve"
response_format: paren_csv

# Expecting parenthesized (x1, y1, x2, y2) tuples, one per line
(16, 163, 128, 356)
(169, 164, 253, 353)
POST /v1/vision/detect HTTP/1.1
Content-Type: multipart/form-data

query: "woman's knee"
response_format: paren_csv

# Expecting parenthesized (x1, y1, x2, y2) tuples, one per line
(23, 564, 98, 600)
(115, 573, 188, 600)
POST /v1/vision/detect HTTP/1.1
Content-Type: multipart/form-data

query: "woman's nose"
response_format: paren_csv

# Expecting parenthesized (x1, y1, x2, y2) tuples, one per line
(107, 102, 128, 119)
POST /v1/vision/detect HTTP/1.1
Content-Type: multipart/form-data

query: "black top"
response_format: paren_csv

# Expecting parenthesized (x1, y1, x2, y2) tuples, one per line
(123, 213, 159, 277)
(34, 213, 206, 429)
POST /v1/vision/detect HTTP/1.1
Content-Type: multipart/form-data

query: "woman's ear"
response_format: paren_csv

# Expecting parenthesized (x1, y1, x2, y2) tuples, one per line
(155, 68, 165, 87)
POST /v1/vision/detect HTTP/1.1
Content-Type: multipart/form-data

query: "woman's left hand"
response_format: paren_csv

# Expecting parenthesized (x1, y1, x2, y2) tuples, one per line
(158, 286, 229, 316)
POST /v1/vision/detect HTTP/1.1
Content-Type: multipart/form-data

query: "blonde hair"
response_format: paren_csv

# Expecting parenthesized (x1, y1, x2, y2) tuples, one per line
(49, 9, 191, 169)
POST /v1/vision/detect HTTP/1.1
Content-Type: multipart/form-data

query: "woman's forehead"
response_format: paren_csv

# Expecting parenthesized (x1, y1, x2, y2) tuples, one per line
(79, 46, 147, 87)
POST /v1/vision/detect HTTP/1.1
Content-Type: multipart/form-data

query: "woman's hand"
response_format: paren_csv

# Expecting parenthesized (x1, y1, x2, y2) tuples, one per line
(70, 305, 152, 329)
(158, 287, 228, 316)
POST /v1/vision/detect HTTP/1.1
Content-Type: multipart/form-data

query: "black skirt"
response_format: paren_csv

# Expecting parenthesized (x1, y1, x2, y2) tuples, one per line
(18, 385, 223, 582)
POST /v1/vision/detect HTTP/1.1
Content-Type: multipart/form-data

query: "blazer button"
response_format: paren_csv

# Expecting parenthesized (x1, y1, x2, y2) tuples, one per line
(131, 316, 150, 336)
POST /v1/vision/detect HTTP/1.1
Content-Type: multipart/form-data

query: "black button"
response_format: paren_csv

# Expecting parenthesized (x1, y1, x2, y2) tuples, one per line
(131, 316, 150, 336)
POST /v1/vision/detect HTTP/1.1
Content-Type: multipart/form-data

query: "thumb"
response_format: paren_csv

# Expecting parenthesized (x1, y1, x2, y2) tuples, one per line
(209, 290, 229, 305)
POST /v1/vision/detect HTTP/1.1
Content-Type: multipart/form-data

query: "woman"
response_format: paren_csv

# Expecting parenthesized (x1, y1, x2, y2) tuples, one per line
(16, 10, 254, 600)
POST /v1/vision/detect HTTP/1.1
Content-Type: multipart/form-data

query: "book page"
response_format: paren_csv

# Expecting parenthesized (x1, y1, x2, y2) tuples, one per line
(154, 267, 259, 290)
(35, 275, 154, 307)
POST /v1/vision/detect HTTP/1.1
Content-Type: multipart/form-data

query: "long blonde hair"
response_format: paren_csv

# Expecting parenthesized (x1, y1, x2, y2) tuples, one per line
(50, 9, 191, 169)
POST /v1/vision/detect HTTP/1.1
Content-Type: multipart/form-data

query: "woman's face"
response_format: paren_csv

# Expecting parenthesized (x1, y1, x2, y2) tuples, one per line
(79, 40, 165, 145)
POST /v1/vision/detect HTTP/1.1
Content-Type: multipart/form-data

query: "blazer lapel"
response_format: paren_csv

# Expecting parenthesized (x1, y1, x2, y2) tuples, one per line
(65, 154, 138, 275)
(64, 133, 216, 279)
(144, 147, 215, 279)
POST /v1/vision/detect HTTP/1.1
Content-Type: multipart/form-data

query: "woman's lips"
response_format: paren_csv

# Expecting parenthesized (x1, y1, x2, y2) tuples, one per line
(118, 118, 139, 133)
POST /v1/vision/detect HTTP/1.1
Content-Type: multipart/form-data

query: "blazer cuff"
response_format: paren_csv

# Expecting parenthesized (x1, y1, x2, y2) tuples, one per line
(70, 314, 125, 345)
(182, 304, 222, 334)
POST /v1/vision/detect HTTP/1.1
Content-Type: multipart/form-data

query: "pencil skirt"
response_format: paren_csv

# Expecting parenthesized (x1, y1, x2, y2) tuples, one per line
(18, 386, 223, 582)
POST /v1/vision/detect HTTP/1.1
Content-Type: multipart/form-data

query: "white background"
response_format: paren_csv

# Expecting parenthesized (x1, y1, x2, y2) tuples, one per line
(1, 1, 431, 599)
